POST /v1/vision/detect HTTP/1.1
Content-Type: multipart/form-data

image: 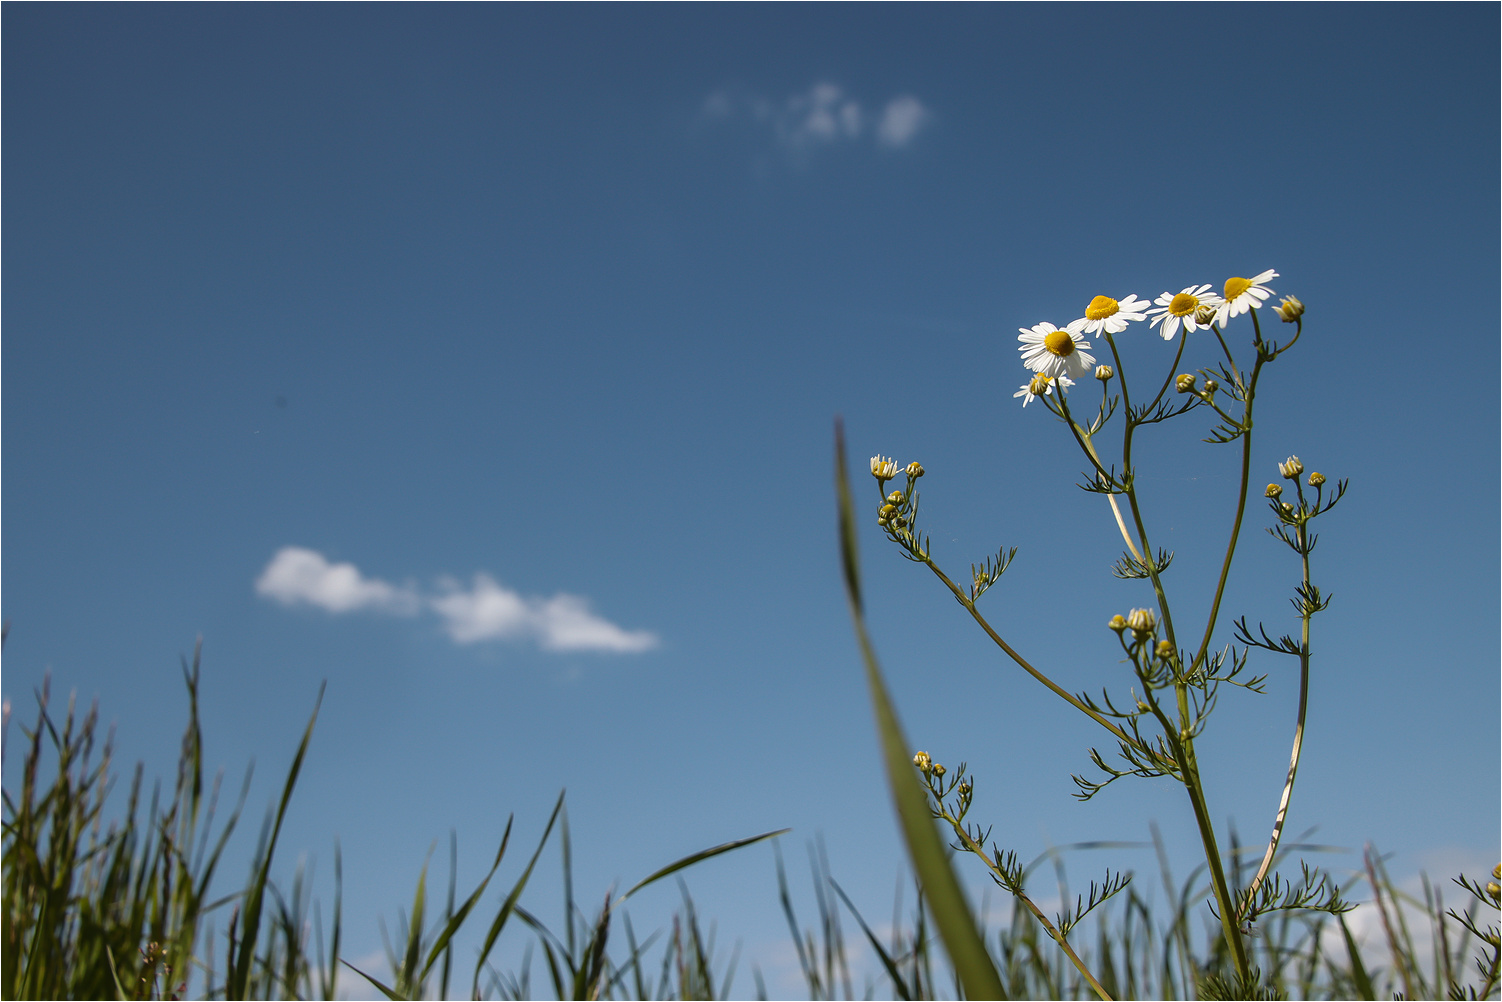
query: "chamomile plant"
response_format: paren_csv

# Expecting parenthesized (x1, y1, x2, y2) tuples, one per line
(854, 273, 1360, 1000)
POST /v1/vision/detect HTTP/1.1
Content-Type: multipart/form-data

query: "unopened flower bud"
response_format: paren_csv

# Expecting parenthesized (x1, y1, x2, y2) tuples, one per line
(1126, 608, 1157, 637)
(1136, 700, 1150, 713)
(1487, 881, 1500, 902)
(906, 461, 924, 478)
(1094, 364, 1114, 381)
(1265, 483, 1283, 499)
(887, 490, 905, 505)
(1155, 640, 1174, 660)
(1201, 379, 1218, 395)
(1028, 372, 1053, 396)
(1279, 456, 1303, 479)
(1308, 472, 1325, 487)
(1281, 502, 1294, 514)
(880, 504, 898, 518)
(893, 515, 908, 528)
(1108, 614, 1128, 633)
(1274, 295, 1304, 323)
(912, 751, 931, 773)
(1195, 304, 1219, 326)
(871, 455, 898, 482)
(1175, 373, 1197, 394)
(931, 762, 946, 777)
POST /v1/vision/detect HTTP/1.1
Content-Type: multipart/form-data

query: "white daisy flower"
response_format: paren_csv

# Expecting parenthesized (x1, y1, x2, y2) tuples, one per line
(1018, 320, 1095, 379)
(1146, 284, 1224, 341)
(1013, 373, 1074, 407)
(870, 455, 898, 482)
(1214, 270, 1278, 325)
(1078, 294, 1150, 335)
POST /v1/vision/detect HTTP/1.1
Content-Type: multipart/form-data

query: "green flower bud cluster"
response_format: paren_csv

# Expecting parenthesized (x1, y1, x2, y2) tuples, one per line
(871, 455, 926, 533)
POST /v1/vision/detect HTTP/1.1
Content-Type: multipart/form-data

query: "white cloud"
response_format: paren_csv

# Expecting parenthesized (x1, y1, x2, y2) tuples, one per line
(255, 546, 419, 615)
(706, 82, 930, 153)
(255, 548, 656, 655)
(431, 574, 658, 653)
(876, 95, 930, 148)
(783, 83, 864, 146)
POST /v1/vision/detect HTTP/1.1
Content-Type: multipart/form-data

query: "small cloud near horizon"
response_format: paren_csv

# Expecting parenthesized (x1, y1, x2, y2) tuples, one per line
(703, 82, 931, 152)
(255, 547, 657, 654)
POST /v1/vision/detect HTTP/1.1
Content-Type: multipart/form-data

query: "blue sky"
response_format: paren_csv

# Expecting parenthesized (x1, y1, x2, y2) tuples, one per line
(4, 4, 1498, 995)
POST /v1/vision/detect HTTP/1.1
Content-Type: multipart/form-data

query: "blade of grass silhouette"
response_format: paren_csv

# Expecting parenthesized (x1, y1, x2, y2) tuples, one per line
(835, 419, 1005, 1001)
(228, 680, 324, 1000)
(470, 791, 565, 999)
(1338, 914, 1376, 1001)
(416, 817, 516, 991)
(619, 828, 790, 902)
(829, 876, 913, 1000)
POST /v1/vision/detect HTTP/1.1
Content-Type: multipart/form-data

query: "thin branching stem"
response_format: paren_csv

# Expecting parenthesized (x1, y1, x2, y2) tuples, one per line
(1114, 334, 1251, 984)
(938, 812, 1115, 1001)
(1241, 501, 1314, 916)
(918, 556, 1140, 749)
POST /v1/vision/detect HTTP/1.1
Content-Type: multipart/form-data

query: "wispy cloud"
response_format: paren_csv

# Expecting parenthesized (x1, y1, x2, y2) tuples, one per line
(256, 547, 420, 615)
(256, 547, 657, 654)
(703, 82, 931, 152)
(430, 574, 657, 653)
(875, 95, 931, 148)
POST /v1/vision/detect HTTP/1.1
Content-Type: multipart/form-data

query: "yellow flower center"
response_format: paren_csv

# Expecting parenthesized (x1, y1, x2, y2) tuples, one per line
(1223, 276, 1253, 301)
(1085, 295, 1119, 321)
(1028, 373, 1052, 394)
(1168, 292, 1200, 317)
(1043, 329, 1076, 357)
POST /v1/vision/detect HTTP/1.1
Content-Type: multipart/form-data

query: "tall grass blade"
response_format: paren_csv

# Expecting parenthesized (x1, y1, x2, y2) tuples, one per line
(834, 420, 1005, 1001)
(472, 791, 566, 998)
(620, 829, 790, 902)
(227, 681, 325, 1000)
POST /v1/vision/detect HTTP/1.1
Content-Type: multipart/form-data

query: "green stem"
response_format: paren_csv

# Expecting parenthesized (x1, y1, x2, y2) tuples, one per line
(941, 811, 1114, 1001)
(1117, 360, 1251, 985)
(1240, 515, 1313, 917)
(920, 557, 1140, 749)
(1188, 350, 1264, 679)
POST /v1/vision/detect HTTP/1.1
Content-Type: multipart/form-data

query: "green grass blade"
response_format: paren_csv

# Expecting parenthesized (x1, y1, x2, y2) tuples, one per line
(834, 420, 1005, 1001)
(1337, 914, 1376, 1001)
(620, 828, 790, 902)
(829, 877, 913, 1000)
(471, 791, 566, 999)
(228, 681, 324, 1000)
(418, 819, 515, 989)
(342, 959, 405, 1001)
